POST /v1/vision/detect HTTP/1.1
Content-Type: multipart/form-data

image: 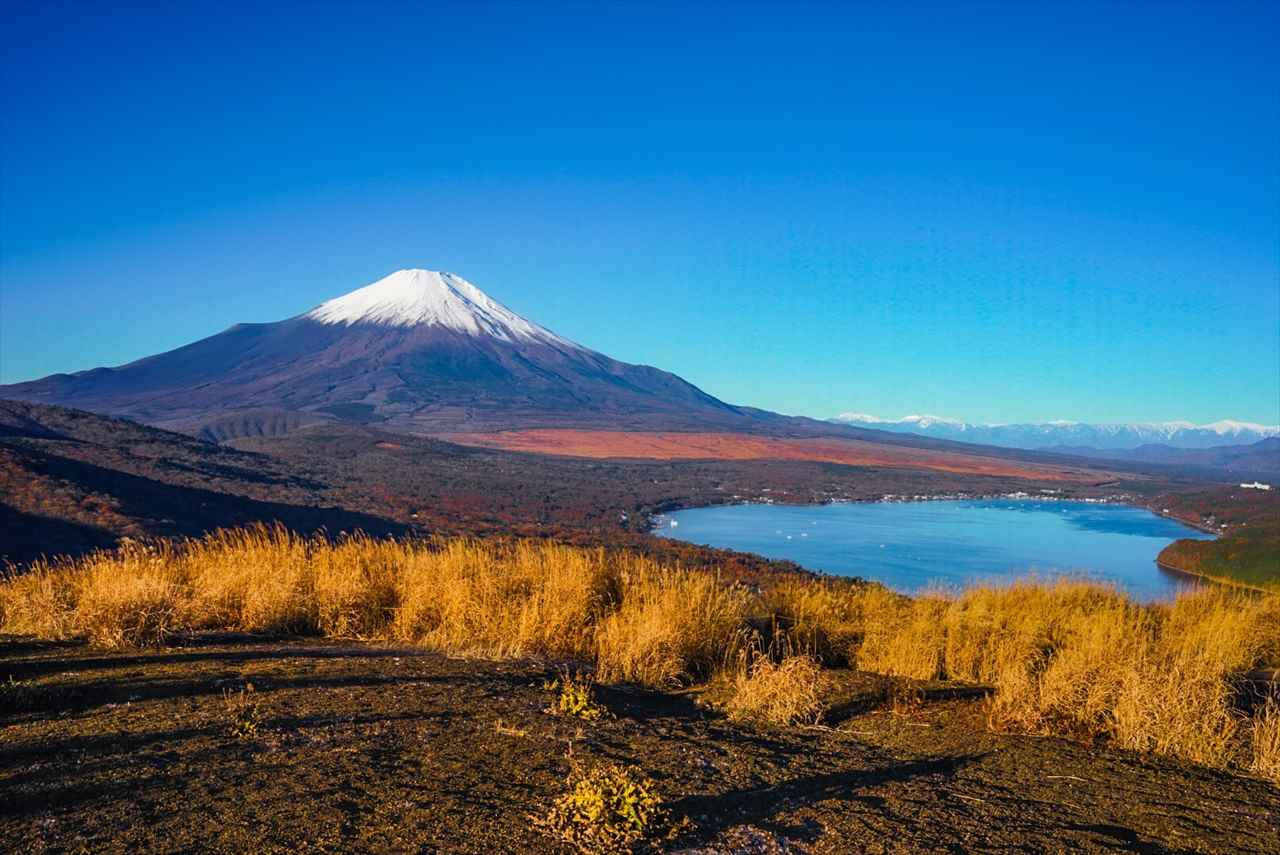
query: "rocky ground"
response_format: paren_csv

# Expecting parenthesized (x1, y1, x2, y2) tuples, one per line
(2, 637, 1277, 854)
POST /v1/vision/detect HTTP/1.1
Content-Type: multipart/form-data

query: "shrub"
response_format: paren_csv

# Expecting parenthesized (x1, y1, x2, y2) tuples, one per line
(546, 668, 607, 721)
(313, 535, 401, 638)
(949, 584, 1277, 771)
(3, 526, 1278, 779)
(1110, 658, 1242, 764)
(223, 685, 264, 740)
(0, 561, 79, 640)
(392, 539, 612, 660)
(983, 588, 1153, 737)
(185, 526, 316, 634)
(855, 589, 947, 680)
(536, 762, 670, 854)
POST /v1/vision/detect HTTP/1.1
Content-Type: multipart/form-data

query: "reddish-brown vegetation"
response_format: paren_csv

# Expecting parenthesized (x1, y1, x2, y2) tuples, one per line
(446, 429, 1108, 481)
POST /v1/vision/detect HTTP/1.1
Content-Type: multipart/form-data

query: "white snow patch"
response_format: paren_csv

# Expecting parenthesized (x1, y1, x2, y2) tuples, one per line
(835, 412, 966, 428)
(304, 269, 581, 348)
(898, 414, 967, 428)
(1203, 419, 1279, 435)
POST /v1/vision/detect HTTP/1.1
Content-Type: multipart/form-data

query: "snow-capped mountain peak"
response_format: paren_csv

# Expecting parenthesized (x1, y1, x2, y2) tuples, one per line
(836, 413, 966, 428)
(303, 269, 579, 348)
(1202, 419, 1278, 436)
(833, 413, 887, 424)
(897, 414, 967, 429)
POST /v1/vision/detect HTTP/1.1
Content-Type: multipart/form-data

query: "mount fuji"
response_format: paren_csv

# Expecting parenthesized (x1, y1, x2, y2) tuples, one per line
(1, 269, 779, 440)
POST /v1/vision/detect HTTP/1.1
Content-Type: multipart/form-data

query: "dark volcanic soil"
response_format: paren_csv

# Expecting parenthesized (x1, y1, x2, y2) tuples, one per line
(2, 638, 1276, 854)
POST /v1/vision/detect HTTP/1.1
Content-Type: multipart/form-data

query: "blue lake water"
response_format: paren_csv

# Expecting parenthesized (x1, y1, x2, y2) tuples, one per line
(654, 500, 1217, 600)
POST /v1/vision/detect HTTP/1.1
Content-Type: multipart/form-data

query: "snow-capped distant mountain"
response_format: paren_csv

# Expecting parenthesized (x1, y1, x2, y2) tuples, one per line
(830, 413, 1280, 450)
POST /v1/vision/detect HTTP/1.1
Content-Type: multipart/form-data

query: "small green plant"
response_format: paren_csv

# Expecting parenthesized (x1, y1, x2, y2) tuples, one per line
(545, 668, 606, 721)
(223, 684, 263, 739)
(535, 761, 672, 853)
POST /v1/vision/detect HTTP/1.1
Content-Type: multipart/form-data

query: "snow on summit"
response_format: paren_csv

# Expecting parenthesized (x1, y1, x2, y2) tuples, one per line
(304, 269, 579, 347)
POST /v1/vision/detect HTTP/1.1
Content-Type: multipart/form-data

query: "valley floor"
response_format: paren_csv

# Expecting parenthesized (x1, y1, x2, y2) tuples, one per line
(2, 637, 1276, 854)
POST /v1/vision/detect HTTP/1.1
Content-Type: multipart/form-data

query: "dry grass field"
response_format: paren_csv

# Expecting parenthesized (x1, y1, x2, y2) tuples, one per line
(3, 525, 1276, 789)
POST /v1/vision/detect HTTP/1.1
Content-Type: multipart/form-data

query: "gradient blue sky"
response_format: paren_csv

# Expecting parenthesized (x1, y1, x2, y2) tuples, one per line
(3, 2, 1277, 424)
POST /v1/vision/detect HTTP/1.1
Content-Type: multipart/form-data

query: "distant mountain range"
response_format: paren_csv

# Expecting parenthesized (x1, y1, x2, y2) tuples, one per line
(1045, 437, 1280, 476)
(829, 413, 1280, 452)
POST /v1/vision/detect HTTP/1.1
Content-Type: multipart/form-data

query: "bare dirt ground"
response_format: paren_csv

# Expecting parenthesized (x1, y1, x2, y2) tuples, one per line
(2, 637, 1276, 854)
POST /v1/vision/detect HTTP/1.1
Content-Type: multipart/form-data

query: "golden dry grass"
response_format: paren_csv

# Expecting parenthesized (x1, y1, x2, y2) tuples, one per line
(391, 539, 616, 660)
(1250, 699, 1280, 784)
(595, 566, 750, 687)
(761, 576, 870, 664)
(2, 525, 1278, 781)
(727, 653, 829, 726)
(0, 526, 746, 688)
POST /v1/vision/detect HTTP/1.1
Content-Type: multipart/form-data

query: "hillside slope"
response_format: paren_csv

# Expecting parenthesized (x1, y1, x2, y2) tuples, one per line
(1154, 486, 1280, 591)
(1048, 437, 1280, 478)
(0, 401, 406, 563)
(0, 401, 1142, 567)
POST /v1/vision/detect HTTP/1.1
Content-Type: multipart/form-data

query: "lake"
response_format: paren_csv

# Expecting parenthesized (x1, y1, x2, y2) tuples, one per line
(654, 499, 1217, 600)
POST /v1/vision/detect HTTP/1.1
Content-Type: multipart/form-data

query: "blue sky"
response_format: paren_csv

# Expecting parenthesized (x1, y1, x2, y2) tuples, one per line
(2, 2, 1277, 424)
